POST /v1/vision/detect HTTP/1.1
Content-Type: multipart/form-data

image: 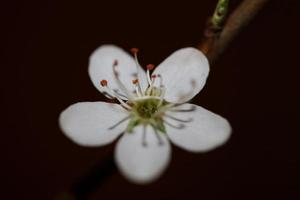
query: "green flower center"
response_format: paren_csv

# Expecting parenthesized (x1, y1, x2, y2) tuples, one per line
(126, 98, 168, 133)
(134, 98, 160, 118)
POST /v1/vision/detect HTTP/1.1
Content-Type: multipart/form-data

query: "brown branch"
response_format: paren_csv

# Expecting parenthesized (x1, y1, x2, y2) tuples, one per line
(198, 0, 270, 63)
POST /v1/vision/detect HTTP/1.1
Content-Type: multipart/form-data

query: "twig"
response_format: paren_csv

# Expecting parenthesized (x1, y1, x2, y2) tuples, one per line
(198, 0, 270, 63)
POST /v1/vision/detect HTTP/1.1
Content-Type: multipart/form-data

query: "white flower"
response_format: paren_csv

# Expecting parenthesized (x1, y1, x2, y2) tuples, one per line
(59, 45, 231, 184)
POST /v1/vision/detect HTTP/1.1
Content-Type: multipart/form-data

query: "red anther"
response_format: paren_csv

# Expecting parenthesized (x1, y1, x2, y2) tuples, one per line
(130, 48, 139, 54)
(146, 64, 155, 70)
(132, 79, 139, 84)
(113, 60, 118, 66)
(151, 74, 157, 79)
(100, 80, 108, 87)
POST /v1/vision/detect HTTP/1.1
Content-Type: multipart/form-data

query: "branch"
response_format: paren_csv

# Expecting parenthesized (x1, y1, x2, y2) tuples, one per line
(198, 0, 270, 63)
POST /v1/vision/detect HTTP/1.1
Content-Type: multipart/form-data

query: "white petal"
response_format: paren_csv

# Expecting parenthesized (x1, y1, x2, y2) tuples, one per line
(88, 45, 148, 99)
(115, 125, 171, 184)
(165, 104, 231, 152)
(59, 102, 128, 146)
(153, 47, 209, 103)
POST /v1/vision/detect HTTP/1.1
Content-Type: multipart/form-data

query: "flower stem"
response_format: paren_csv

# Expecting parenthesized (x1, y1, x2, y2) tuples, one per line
(198, 0, 270, 63)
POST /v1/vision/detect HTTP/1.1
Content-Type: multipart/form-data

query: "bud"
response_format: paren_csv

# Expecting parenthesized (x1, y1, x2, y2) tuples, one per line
(211, 0, 229, 30)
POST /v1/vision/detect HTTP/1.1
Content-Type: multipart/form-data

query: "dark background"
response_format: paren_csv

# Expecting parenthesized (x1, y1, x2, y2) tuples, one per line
(1, 0, 299, 199)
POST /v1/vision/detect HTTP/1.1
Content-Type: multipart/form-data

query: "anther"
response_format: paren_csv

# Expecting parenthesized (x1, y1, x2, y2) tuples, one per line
(130, 48, 143, 96)
(130, 48, 139, 55)
(151, 74, 157, 79)
(132, 79, 139, 84)
(132, 79, 142, 97)
(108, 116, 131, 130)
(164, 120, 185, 129)
(146, 64, 155, 71)
(100, 79, 108, 87)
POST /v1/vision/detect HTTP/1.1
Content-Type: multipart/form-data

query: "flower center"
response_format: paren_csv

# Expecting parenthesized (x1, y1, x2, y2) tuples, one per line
(125, 97, 168, 133)
(134, 98, 161, 119)
(100, 47, 197, 146)
(99, 48, 172, 134)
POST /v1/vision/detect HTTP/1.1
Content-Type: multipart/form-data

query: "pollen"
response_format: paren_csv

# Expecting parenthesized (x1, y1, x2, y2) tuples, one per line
(147, 64, 155, 71)
(100, 79, 108, 87)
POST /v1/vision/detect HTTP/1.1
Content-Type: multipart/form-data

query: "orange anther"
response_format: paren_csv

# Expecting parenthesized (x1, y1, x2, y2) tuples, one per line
(100, 80, 108, 86)
(130, 48, 139, 54)
(147, 64, 155, 70)
(132, 79, 139, 84)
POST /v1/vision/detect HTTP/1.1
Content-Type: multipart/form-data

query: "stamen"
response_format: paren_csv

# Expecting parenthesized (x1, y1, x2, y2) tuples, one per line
(164, 120, 185, 129)
(157, 74, 164, 88)
(150, 74, 157, 86)
(155, 103, 180, 115)
(146, 64, 155, 85)
(108, 116, 131, 130)
(153, 74, 165, 106)
(142, 125, 147, 147)
(164, 114, 193, 123)
(146, 64, 155, 71)
(101, 91, 115, 99)
(114, 96, 132, 110)
(169, 105, 197, 112)
(100, 79, 132, 110)
(130, 47, 145, 96)
(132, 79, 142, 97)
(112, 60, 135, 101)
(152, 126, 164, 145)
(113, 89, 128, 99)
(157, 87, 165, 107)
(145, 74, 157, 96)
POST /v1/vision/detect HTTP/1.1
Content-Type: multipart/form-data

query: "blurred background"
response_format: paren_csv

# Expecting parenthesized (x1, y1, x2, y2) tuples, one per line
(1, 0, 299, 199)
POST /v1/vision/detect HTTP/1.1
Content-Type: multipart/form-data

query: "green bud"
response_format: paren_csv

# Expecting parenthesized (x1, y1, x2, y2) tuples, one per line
(211, 0, 229, 30)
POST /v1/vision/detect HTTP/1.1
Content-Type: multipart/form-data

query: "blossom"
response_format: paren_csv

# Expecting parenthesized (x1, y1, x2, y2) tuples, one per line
(59, 45, 231, 184)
